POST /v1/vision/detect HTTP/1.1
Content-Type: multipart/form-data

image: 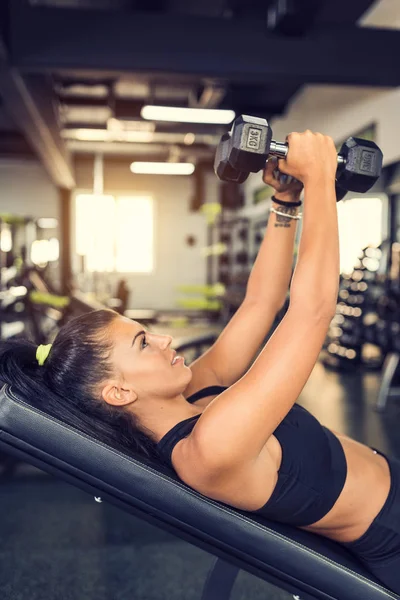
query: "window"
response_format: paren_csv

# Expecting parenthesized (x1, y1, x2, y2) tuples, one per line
(75, 194, 154, 272)
(337, 196, 386, 274)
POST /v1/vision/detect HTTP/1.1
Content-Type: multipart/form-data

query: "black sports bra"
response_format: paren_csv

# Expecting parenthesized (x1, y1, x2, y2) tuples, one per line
(156, 385, 347, 527)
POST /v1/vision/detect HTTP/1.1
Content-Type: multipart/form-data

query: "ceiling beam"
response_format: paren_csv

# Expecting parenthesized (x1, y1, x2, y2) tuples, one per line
(60, 95, 286, 122)
(8, 3, 400, 87)
(63, 121, 229, 136)
(0, 131, 34, 157)
(315, 0, 377, 25)
(0, 36, 75, 188)
(265, 0, 377, 32)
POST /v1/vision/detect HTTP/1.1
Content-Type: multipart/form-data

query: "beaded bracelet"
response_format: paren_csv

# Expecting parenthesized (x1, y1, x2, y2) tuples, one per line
(270, 207, 302, 220)
(271, 195, 302, 208)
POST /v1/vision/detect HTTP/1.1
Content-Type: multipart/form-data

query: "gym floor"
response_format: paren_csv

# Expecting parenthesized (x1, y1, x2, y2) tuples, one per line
(0, 360, 398, 600)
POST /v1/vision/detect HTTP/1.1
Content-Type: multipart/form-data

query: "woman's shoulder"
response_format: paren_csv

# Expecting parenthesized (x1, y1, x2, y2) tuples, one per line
(172, 421, 279, 512)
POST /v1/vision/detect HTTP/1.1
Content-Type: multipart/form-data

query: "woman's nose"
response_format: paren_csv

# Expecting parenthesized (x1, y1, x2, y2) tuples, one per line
(160, 335, 173, 349)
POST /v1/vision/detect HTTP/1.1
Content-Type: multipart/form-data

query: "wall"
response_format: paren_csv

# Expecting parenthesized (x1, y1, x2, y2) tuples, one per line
(271, 85, 400, 166)
(0, 159, 59, 219)
(0, 158, 61, 286)
(73, 159, 217, 310)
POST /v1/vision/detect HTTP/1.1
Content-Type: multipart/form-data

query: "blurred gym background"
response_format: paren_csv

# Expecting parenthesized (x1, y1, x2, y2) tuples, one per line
(0, 0, 400, 598)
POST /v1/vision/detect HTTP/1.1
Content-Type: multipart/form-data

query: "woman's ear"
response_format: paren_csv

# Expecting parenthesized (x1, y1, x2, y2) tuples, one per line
(102, 382, 137, 406)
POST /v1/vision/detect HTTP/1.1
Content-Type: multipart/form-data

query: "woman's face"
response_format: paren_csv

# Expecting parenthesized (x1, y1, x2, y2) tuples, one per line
(108, 317, 192, 400)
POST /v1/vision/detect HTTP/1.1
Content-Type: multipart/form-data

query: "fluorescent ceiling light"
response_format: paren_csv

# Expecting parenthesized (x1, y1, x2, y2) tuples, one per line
(71, 129, 109, 141)
(63, 128, 154, 143)
(58, 84, 109, 98)
(107, 118, 155, 133)
(141, 105, 235, 124)
(121, 131, 154, 142)
(113, 80, 150, 98)
(63, 107, 112, 124)
(130, 162, 195, 175)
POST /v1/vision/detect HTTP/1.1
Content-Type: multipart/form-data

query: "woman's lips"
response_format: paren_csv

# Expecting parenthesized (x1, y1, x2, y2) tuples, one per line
(172, 356, 184, 366)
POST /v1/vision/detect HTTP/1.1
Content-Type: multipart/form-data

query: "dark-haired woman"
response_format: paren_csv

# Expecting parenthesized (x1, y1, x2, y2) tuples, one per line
(1, 132, 399, 594)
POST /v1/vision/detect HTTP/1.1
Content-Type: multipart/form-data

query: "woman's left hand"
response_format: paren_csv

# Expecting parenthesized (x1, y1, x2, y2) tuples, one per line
(262, 156, 303, 202)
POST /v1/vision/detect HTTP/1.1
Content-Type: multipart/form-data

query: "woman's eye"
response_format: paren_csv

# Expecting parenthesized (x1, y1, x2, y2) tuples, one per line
(141, 335, 148, 349)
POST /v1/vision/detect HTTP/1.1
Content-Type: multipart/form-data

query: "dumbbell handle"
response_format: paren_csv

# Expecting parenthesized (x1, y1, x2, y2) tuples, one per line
(269, 140, 346, 166)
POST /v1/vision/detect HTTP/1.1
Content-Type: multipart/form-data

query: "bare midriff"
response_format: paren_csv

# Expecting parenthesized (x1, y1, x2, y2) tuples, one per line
(251, 429, 391, 543)
(300, 432, 391, 543)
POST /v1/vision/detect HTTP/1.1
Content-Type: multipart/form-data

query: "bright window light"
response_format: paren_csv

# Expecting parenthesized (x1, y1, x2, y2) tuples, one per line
(30, 238, 60, 264)
(76, 195, 115, 271)
(75, 194, 153, 273)
(48, 238, 60, 262)
(116, 197, 153, 272)
(141, 105, 235, 124)
(130, 162, 195, 175)
(337, 197, 384, 274)
(37, 218, 59, 229)
(31, 240, 50, 265)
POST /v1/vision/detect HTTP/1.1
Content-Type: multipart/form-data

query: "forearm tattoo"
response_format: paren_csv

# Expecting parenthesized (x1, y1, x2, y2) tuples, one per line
(273, 203, 300, 228)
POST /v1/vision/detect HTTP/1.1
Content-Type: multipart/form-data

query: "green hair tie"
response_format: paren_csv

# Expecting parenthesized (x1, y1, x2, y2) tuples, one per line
(36, 344, 52, 366)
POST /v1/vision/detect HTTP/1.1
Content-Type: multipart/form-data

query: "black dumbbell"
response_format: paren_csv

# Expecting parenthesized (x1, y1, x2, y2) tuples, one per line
(391, 322, 400, 351)
(375, 319, 391, 349)
(219, 272, 230, 285)
(236, 251, 249, 265)
(220, 232, 231, 244)
(335, 184, 348, 201)
(254, 231, 263, 245)
(237, 227, 249, 242)
(214, 133, 249, 183)
(215, 115, 383, 200)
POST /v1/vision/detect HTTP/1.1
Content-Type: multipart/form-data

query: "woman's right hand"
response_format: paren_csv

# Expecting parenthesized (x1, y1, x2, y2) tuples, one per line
(277, 131, 337, 186)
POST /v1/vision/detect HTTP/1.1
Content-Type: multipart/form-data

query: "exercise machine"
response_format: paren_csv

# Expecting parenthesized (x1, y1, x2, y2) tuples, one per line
(0, 383, 396, 599)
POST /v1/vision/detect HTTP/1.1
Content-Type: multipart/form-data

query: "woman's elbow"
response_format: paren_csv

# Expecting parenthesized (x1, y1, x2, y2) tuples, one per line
(289, 298, 337, 322)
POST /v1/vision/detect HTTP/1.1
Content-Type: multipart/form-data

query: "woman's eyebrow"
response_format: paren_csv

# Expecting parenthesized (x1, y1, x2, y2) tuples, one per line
(131, 330, 145, 347)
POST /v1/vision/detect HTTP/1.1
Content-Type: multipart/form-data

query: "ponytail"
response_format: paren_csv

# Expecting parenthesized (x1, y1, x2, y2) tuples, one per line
(0, 311, 162, 462)
(0, 339, 44, 395)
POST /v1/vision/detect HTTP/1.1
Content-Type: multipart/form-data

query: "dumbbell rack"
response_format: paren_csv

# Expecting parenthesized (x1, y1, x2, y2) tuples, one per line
(322, 246, 386, 371)
(204, 208, 272, 321)
(219, 216, 250, 320)
(375, 242, 400, 410)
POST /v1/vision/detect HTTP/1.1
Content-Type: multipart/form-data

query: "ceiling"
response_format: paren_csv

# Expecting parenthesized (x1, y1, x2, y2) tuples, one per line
(0, 0, 399, 188)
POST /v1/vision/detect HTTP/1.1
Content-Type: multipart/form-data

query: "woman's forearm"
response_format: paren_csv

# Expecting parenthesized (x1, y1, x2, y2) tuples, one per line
(290, 177, 340, 316)
(245, 196, 299, 307)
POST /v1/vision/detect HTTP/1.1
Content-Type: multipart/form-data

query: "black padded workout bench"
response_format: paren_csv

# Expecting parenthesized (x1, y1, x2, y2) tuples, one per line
(0, 384, 398, 600)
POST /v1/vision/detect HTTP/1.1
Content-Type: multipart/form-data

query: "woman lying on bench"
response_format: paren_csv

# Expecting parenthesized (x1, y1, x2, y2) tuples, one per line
(0, 131, 398, 594)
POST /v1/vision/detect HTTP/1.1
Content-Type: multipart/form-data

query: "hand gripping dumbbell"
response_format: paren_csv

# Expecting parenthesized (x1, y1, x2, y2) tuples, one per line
(215, 132, 297, 187)
(214, 115, 383, 201)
